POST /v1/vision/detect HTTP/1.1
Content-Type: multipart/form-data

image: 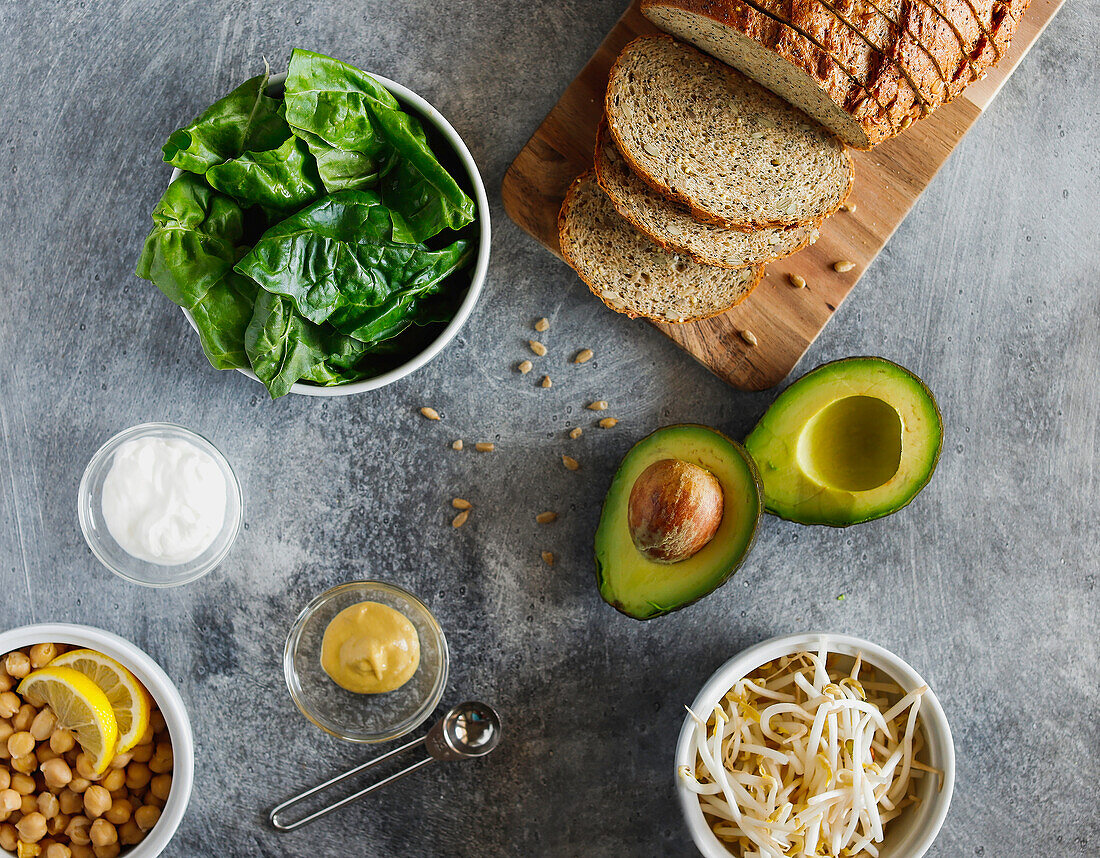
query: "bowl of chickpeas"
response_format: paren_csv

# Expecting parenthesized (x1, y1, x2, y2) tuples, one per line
(0, 624, 193, 858)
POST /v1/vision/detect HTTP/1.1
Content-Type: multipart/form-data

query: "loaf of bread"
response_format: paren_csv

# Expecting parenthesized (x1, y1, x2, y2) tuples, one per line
(559, 172, 763, 323)
(593, 119, 819, 268)
(605, 35, 853, 229)
(641, 0, 1031, 148)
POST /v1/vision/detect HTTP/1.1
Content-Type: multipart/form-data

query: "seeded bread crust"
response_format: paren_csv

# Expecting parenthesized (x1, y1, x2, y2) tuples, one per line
(641, 0, 898, 147)
(593, 119, 819, 268)
(605, 35, 854, 229)
(558, 172, 764, 323)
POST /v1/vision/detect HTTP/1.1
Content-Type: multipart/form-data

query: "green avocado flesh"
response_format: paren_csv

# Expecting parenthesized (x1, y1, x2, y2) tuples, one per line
(744, 357, 943, 526)
(595, 425, 763, 620)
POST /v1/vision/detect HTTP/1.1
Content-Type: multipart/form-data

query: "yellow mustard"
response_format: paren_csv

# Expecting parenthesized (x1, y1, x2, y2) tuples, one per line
(320, 601, 420, 694)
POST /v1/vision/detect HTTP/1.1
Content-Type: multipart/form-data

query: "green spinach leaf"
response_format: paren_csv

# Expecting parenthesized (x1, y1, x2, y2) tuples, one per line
(162, 73, 288, 175)
(244, 290, 329, 399)
(135, 173, 244, 309)
(188, 270, 259, 370)
(234, 190, 469, 331)
(292, 126, 396, 193)
(205, 135, 322, 214)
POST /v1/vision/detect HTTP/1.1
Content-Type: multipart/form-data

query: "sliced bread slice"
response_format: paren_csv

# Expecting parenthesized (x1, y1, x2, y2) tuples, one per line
(593, 118, 818, 268)
(605, 35, 853, 229)
(559, 172, 763, 323)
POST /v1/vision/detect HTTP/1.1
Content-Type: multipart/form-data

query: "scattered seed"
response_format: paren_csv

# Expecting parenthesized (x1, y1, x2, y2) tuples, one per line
(598, 417, 618, 429)
(740, 329, 759, 347)
(541, 551, 555, 566)
(534, 317, 550, 332)
(562, 455, 580, 471)
(420, 406, 441, 420)
(475, 442, 495, 452)
(536, 511, 558, 524)
(847, 204, 858, 213)
(452, 439, 463, 451)
(789, 273, 807, 289)
(528, 340, 547, 356)
(573, 349, 594, 364)
(587, 400, 608, 411)
(452, 498, 472, 510)
(833, 260, 855, 273)
(541, 375, 552, 388)
(569, 427, 583, 440)
(452, 510, 469, 528)
(517, 360, 533, 374)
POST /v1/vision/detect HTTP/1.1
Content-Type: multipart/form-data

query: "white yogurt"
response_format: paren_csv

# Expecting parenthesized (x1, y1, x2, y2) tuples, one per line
(101, 436, 228, 565)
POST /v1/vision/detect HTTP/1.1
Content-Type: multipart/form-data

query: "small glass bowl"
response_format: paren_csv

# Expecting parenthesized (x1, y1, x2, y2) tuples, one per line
(77, 423, 243, 587)
(284, 581, 448, 743)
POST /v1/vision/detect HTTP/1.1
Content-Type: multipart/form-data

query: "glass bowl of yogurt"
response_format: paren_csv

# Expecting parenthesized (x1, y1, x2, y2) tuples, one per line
(78, 422, 243, 587)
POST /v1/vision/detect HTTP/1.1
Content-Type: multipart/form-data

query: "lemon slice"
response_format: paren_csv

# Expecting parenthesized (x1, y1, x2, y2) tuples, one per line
(18, 666, 118, 773)
(50, 649, 151, 754)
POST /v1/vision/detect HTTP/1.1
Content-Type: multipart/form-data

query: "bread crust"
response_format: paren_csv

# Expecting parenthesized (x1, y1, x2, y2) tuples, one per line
(592, 119, 821, 268)
(605, 34, 855, 230)
(558, 171, 765, 324)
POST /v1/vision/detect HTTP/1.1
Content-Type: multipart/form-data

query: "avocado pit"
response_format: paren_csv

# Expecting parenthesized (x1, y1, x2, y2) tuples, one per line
(627, 458, 724, 563)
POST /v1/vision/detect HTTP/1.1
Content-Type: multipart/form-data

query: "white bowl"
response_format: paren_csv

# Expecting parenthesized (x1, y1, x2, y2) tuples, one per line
(676, 632, 955, 858)
(174, 70, 491, 397)
(0, 623, 194, 858)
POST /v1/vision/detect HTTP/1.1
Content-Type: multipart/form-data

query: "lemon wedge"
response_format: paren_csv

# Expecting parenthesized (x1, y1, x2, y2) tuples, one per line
(49, 649, 151, 754)
(18, 666, 118, 773)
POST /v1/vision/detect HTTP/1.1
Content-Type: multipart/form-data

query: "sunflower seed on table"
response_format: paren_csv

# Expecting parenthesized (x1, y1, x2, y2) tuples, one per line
(452, 498, 472, 510)
(598, 418, 618, 429)
(586, 401, 608, 411)
(452, 439, 464, 451)
(541, 376, 552, 388)
(573, 349, 594, 364)
(452, 510, 469, 528)
(541, 551, 555, 566)
(534, 317, 549, 332)
(833, 260, 855, 273)
(789, 274, 807, 289)
(517, 360, 533, 374)
(420, 407, 441, 420)
(528, 340, 547, 356)
(536, 511, 557, 524)
(475, 442, 495, 452)
(740, 329, 758, 347)
(569, 427, 583, 440)
(562, 455, 580, 471)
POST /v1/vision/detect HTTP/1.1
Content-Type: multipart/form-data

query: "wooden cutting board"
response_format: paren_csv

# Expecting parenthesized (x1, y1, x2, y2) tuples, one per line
(502, 0, 1065, 390)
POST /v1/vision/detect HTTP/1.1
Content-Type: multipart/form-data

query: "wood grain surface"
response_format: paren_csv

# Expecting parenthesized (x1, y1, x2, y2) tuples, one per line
(503, 0, 1066, 390)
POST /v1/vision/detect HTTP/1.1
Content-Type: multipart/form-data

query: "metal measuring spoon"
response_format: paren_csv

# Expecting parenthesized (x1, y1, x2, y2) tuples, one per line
(270, 701, 502, 831)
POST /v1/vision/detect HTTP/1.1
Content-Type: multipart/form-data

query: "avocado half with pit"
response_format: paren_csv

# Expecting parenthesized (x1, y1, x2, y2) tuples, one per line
(595, 425, 763, 620)
(745, 357, 942, 526)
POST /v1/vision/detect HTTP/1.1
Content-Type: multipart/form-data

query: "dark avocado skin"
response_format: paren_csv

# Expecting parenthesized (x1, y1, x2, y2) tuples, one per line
(745, 357, 944, 528)
(594, 424, 764, 620)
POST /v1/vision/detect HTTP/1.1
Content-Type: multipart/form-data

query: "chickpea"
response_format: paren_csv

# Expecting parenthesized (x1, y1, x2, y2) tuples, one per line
(0, 693, 19, 720)
(123, 763, 150, 791)
(73, 755, 99, 783)
(12, 755, 37, 776)
(102, 799, 130, 827)
(16, 810, 47, 842)
(29, 711, 55, 743)
(89, 818, 117, 847)
(39, 759, 71, 792)
(148, 774, 171, 802)
(82, 786, 111, 820)
(127, 744, 151, 764)
(64, 815, 91, 846)
(116, 818, 143, 846)
(7, 732, 33, 759)
(57, 790, 81, 816)
(36, 793, 59, 820)
(35, 746, 58, 766)
(98, 770, 124, 793)
(13, 705, 37, 733)
(67, 778, 90, 795)
(0, 674, 11, 695)
(105, 753, 130, 772)
(0, 768, 9, 791)
(69, 846, 94, 858)
(149, 712, 166, 735)
(133, 805, 159, 832)
(0, 788, 19, 814)
(4, 653, 30, 681)
(46, 811, 69, 836)
(10, 773, 35, 796)
(0, 822, 16, 851)
(27, 645, 56, 670)
(148, 743, 172, 775)
(21, 792, 38, 814)
(48, 731, 74, 756)
(46, 844, 72, 858)
(0, 721, 13, 744)
(107, 788, 127, 803)
(92, 844, 120, 858)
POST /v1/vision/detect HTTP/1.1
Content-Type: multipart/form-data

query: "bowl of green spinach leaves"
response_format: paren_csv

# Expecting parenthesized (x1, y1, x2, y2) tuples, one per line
(136, 49, 490, 399)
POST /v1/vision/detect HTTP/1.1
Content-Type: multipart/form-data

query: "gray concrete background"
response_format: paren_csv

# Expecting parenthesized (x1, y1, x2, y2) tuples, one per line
(0, 1, 1097, 855)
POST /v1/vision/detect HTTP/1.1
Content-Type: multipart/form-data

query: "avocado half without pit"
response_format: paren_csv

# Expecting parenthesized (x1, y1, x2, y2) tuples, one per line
(744, 357, 943, 526)
(595, 425, 763, 620)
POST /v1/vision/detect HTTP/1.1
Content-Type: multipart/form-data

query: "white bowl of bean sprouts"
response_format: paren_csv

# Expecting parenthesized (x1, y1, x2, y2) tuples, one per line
(675, 633, 954, 858)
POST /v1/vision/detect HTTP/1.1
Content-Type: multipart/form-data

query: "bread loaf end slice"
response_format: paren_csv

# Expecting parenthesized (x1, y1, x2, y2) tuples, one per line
(559, 172, 763, 324)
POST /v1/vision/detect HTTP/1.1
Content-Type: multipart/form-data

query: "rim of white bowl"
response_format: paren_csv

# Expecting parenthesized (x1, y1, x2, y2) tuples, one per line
(174, 70, 491, 397)
(0, 623, 194, 858)
(675, 632, 955, 858)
